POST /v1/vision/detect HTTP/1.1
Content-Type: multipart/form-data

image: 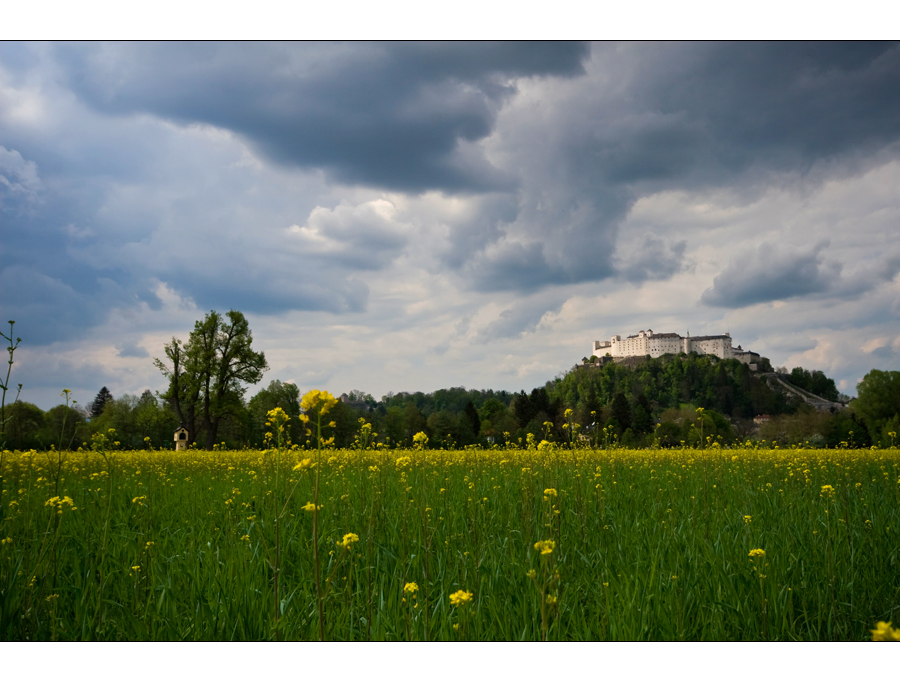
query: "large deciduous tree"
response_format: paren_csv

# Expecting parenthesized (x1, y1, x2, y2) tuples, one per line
(155, 310, 268, 449)
(853, 369, 900, 445)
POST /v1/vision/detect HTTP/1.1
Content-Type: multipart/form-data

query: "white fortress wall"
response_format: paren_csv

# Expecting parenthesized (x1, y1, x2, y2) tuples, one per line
(591, 330, 749, 361)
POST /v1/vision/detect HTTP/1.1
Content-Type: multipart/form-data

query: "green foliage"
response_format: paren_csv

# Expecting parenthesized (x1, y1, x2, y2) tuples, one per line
(89, 391, 179, 450)
(247, 380, 301, 445)
(155, 310, 268, 449)
(90, 387, 114, 420)
(789, 367, 840, 402)
(853, 370, 900, 446)
(2, 402, 46, 450)
(549, 355, 793, 422)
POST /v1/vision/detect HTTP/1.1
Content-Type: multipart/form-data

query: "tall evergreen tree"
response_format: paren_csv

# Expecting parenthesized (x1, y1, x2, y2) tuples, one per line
(91, 386, 113, 419)
(610, 392, 633, 432)
(462, 400, 481, 439)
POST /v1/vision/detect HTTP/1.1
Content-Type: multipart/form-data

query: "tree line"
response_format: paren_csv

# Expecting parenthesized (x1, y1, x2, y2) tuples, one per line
(2, 311, 898, 450)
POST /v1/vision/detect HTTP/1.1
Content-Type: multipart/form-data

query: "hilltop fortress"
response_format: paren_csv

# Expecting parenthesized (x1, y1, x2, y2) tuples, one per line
(592, 329, 760, 366)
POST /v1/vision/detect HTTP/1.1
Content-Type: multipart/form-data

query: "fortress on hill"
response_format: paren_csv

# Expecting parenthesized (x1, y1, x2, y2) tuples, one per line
(592, 329, 760, 366)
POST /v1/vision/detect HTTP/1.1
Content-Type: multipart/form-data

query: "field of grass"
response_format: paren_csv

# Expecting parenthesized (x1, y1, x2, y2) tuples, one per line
(1, 433, 898, 641)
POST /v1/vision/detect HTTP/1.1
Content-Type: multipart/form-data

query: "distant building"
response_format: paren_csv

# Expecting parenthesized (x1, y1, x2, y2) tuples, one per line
(592, 329, 759, 365)
(339, 393, 371, 411)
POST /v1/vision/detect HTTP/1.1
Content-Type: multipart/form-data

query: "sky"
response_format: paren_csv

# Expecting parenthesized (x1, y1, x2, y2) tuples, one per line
(2, 39, 900, 410)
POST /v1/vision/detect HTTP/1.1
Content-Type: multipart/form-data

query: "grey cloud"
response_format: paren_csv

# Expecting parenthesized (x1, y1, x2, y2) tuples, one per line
(456, 42, 900, 295)
(0, 265, 138, 345)
(476, 296, 565, 342)
(438, 195, 516, 270)
(4, 40, 900, 366)
(617, 42, 900, 187)
(47, 41, 589, 193)
(870, 345, 895, 359)
(287, 200, 411, 271)
(116, 343, 149, 358)
(701, 242, 838, 308)
(702, 244, 900, 309)
(835, 255, 900, 299)
(0, 146, 44, 211)
(616, 234, 688, 283)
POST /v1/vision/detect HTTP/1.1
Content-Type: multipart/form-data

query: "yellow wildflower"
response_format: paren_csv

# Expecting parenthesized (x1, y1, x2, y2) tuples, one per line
(301, 502, 322, 513)
(871, 621, 900, 641)
(449, 590, 473, 607)
(292, 458, 314, 472)
(300, 389, 338, 415)
(404, 582, 419, 595)
(534, 539, 556, 555)
(336, 532, 359, 549)
(743, 515, 752, 524)
(748, 548, 766, 558)
(544, 488, 558, 497)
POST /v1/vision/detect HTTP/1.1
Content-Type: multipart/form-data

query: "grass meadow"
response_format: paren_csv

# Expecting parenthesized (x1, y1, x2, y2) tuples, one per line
(1, 436, 898, 641)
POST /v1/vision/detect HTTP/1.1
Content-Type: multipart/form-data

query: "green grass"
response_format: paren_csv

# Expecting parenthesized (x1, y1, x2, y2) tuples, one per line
(1, 444, 898, 640)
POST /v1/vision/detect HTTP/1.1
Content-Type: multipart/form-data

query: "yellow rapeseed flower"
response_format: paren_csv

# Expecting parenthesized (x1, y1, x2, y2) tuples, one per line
(404, 582, 419, 595)
(336, 532, 359, 549)
(544, 488, 558, 497)
(871, 621, 900, 641)
(300, 389, 338, 415)
(534, 539, 556, 555)
(292, 458, 314, 472)
(449, 590, 473, 607)
(301, 502, 322, 512)
(743, 515, 752, 524)
(748, 548, 766, 558)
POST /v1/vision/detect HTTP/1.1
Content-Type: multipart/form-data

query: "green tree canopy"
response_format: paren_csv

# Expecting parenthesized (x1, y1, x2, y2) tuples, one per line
(155, 310, 268, 449)
(853, 369, 900, 445)
(248, 380, 301, 445)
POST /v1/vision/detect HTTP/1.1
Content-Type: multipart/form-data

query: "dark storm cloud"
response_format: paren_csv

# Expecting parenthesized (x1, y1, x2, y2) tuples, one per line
(596, 42, 900, 188)
(3, 40, 900, 361)
(49, 41, 590, 193)
(461, 41, 900, 293)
